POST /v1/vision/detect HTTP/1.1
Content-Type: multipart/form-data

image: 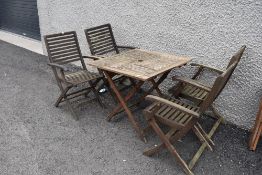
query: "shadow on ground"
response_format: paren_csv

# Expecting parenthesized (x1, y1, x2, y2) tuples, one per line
(0, 41, 261, 175)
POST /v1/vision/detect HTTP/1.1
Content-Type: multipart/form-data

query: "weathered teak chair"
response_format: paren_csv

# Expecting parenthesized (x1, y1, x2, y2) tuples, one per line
(44, 31, 104, 119)
(167, 45, 246, 169)
(84, 24, 137, 90)
(171, 45, 246, 103)
(84, 23, 136, 56)
(143, 62, 237, 175)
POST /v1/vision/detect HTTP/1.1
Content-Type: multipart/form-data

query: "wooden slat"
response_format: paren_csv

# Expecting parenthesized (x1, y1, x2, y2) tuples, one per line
(89, 30, 111, 38)
(93, 45, 115, 54)
(195, 90, 205, 98)
(87, 27, 110, 34)
(191, 88, 201, 97)
(49, 44, 77, 52)
(160, 106, 173, 117)
(52, 51, 80, 60)
(188, 86, 197, 94)
(95, 48, 116, 55)
(157, 105, 169, 116)
(165, 108, 178, 119)
(89, 31, 111, 39)
(92, 42, 114, 50)
(48, 38, 76, 46)
(46, 34, 74, 42)
(56, 58, 81, 65)
(90, 36, 113, 44)
(199, 91, 208, 99)
(50, 47, 79, 56)
(85, 24, 118, 56)
(53, 54, 80, 62)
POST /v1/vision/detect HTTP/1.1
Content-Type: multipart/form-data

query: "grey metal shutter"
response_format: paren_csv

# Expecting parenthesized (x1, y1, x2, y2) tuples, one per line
(0, 0, 41, 40)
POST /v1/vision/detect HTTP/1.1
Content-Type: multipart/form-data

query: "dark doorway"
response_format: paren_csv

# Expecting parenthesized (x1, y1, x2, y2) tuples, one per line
(0, 0, 41, 40)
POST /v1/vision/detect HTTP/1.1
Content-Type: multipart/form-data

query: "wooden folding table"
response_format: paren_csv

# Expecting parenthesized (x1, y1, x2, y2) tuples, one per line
(88, 49, 191, 142)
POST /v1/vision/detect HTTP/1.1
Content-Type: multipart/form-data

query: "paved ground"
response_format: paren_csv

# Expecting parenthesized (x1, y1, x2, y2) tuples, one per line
(0, 40, 261, 175)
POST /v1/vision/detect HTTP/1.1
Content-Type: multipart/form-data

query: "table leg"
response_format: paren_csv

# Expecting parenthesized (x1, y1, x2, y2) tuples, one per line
(108, 71, 170, 120)
(149, 79, 163, 96)
(135, 71, 170, 105)
(107, 80, 144, 121)
(109, 71, 171, 120)
(104, 71, 147, 142)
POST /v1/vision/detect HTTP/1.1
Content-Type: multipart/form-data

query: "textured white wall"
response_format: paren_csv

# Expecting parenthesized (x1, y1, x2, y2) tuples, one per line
(37, 0, 262, 129)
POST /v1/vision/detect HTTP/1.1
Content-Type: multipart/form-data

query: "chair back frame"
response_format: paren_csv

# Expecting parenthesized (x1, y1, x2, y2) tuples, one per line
(44, 31, 87, 70)
(199, 62, 237, 113)
(227, 45, 246, 69)
(84, 24, 119, 55)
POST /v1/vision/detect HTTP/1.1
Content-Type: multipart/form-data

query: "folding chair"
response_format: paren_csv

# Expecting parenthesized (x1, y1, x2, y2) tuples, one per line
(164, 46, 246, 169)
(44, 31, 105, 119)
(84, 23, 136, 56)
(84, 24, 137, 91)
(143, 63, 237, 175)
(171, 45, 246, 103)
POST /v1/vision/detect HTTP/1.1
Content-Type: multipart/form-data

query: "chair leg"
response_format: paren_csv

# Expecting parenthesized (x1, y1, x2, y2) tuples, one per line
(188, 117, 222, 170)
(148, 118, 194, 175)
(55, 92, 65, 107)
(210, 105, 226, 124)
(143, 129, 176, 156)
(192, 125, 213, 151)
(102, 77, 118, 103)
(64, 96, 79, 120)
(196, 123, 215, 147)
(89, 80, 104, 108)
(55, 87, 70, 107)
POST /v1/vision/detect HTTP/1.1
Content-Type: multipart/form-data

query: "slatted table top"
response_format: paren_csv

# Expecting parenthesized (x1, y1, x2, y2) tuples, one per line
(87, 49, 191, 81)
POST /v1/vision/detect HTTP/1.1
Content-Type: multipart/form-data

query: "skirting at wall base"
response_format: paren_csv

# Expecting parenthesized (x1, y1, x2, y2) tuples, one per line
(0, 30, 43, 55)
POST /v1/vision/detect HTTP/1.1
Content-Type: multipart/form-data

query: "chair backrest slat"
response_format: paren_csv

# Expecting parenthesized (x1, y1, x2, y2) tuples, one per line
(85, 24, 119, 55)
(44, 31, 86, 69)
(199, 62, 238, 113)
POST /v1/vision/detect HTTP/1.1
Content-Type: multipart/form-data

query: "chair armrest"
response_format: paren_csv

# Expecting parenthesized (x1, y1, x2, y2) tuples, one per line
(47, 63, 68, 71)
(190, 63, 224, 74)
(117, 45, 138, 49)
(146, 95, 200, 118)
(82, 55, 104, 60)
(172, 76, 211, 92)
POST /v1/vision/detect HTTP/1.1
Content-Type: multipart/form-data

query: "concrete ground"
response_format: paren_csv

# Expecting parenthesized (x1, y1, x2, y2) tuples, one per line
(0, 40, 261, 175)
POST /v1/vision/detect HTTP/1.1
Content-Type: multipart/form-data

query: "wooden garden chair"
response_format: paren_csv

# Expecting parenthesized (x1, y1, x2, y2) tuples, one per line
(143, 62, 237, 175)
(84, 23, 136, 56)
(167, 45, 246, 168)
(171, 45, 246, 103)
(44, 31, 105, 119)
(84, 23, 137, 90)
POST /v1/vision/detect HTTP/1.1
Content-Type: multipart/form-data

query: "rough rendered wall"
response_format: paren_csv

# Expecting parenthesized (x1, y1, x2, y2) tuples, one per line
(37, 0, 262, 129)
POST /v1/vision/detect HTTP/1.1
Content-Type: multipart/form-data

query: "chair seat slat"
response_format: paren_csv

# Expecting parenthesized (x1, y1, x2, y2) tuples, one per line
(65, 70, 102, 84)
